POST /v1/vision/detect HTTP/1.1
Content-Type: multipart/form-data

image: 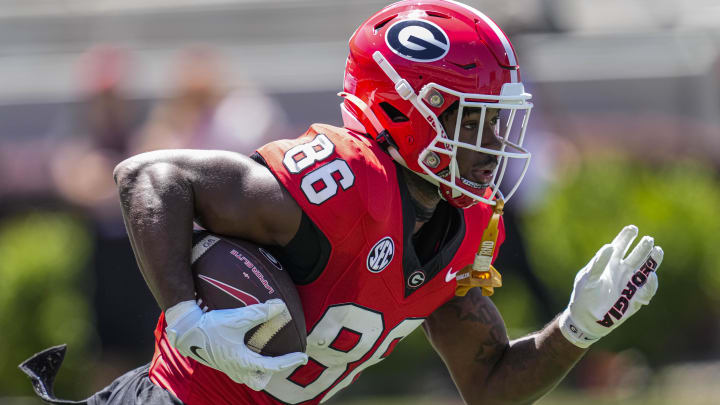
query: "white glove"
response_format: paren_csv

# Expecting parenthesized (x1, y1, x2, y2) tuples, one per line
(165, 299, 308, 390)
(559, 225, 663, 348)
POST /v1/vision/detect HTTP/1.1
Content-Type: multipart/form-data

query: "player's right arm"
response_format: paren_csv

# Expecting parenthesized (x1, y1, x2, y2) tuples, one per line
(113, 149, 301, 311)
(113, 149, 307, 389)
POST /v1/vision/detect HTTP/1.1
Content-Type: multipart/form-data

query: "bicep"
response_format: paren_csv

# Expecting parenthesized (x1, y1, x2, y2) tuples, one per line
(424, 289, 509, 400)
(191, 151, 301, 245)
(117, 149, 302, 246)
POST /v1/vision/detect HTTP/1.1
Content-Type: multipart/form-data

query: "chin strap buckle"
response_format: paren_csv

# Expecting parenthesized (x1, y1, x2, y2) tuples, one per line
(394, 79, 414, 100)
(455, 198, 505, 296)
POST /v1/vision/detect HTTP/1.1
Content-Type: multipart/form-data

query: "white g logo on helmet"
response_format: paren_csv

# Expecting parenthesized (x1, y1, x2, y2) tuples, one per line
(385, 19, 450, 62)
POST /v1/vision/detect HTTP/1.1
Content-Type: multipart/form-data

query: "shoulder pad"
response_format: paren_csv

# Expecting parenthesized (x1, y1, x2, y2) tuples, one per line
(257, 124, 398, 240)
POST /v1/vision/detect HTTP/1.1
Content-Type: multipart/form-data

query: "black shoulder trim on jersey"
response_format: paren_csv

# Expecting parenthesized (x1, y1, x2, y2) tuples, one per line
(252, 151, 331, 285)
(397, 166, 466, 297)
(397, 167, 423, 297)
(249, 151, 265, 165)
(396, 166, 418, 256)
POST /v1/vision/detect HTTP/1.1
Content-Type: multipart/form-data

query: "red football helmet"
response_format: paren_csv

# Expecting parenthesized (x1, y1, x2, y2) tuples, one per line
(341, 0, 532, 208)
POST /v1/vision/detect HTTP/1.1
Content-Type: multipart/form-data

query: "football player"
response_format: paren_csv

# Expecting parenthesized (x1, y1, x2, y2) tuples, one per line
(21, 1, 663, 404)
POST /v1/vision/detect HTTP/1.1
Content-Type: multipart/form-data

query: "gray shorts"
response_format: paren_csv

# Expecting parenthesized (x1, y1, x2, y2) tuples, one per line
(20, 345, 183, 405)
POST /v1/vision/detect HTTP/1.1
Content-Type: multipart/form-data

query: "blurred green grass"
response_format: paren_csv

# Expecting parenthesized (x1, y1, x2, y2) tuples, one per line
(334, 356, 720, 405)
(6, 360, 720, 404)
(334, 387, 720, 405)
(337, 383, 720, 405)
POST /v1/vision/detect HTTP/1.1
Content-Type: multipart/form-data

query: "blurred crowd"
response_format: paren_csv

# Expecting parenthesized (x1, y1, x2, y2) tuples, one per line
(0, 43, 294, 385)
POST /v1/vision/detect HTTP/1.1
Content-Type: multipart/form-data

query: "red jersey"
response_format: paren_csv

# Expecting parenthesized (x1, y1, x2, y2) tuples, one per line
(149, 124, 505, 404)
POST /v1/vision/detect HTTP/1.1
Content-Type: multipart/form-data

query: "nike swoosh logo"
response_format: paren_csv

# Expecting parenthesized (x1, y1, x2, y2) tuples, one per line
(445, 267, 459, 283)
(190, 345, 209, 364)
(198, 274, 260, 306)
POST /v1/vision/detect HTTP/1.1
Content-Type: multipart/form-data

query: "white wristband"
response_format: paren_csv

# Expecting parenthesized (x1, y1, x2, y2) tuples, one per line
(558, 309, 599, 349)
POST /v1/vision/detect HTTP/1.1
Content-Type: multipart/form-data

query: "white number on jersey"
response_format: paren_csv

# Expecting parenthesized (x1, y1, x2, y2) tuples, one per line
(282, 134, 355, 205)
(283, 134, 335, 174)
(301, 159, 355, 205)
(263, 304, 424, 404)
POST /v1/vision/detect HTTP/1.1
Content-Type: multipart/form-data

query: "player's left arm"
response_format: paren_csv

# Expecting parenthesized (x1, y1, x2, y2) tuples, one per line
(424, 290, 584, 405)
(425, 225, 663, 404)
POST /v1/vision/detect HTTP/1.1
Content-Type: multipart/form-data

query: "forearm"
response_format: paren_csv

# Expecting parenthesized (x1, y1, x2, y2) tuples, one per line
(426, 292, 586, 405)
(480, 317, 586, 404)
(114, 155, 196, 311)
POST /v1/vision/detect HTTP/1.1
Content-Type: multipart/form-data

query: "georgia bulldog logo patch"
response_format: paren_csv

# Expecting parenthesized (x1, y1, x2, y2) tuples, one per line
(407, 270, 426, 288)
(385, 19, 450, 62)
(367, 236, 395, 273)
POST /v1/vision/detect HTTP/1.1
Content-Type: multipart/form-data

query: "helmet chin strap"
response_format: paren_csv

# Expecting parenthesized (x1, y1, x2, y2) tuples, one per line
(343, 52, 455, 193)
(338, 91, 461, 202)
(339, 91, 413, 168)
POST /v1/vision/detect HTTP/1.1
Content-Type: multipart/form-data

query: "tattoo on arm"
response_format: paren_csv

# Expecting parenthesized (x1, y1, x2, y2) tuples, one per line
(439, 292, 509, 368)
(485, 318, 587, 402)
(428, 291, 586, 404)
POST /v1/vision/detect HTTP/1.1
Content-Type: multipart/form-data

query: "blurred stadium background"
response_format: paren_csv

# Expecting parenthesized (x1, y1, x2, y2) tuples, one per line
(1, 0, 719, 404)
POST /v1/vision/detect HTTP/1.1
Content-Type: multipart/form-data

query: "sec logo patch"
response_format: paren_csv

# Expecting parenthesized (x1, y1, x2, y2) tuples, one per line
(367, 236, 395, 273)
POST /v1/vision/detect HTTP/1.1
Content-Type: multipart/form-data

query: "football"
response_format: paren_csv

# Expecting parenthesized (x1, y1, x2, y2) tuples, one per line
(191, 231, 307, 357)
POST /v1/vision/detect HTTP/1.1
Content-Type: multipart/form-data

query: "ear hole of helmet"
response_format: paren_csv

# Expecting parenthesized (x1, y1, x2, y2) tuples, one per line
(379, 102, 409, 123)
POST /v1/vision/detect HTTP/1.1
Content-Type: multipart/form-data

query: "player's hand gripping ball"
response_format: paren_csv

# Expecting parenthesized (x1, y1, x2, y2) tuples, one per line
(165, 232, 308, 390)
(559, 225, 663, 348)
